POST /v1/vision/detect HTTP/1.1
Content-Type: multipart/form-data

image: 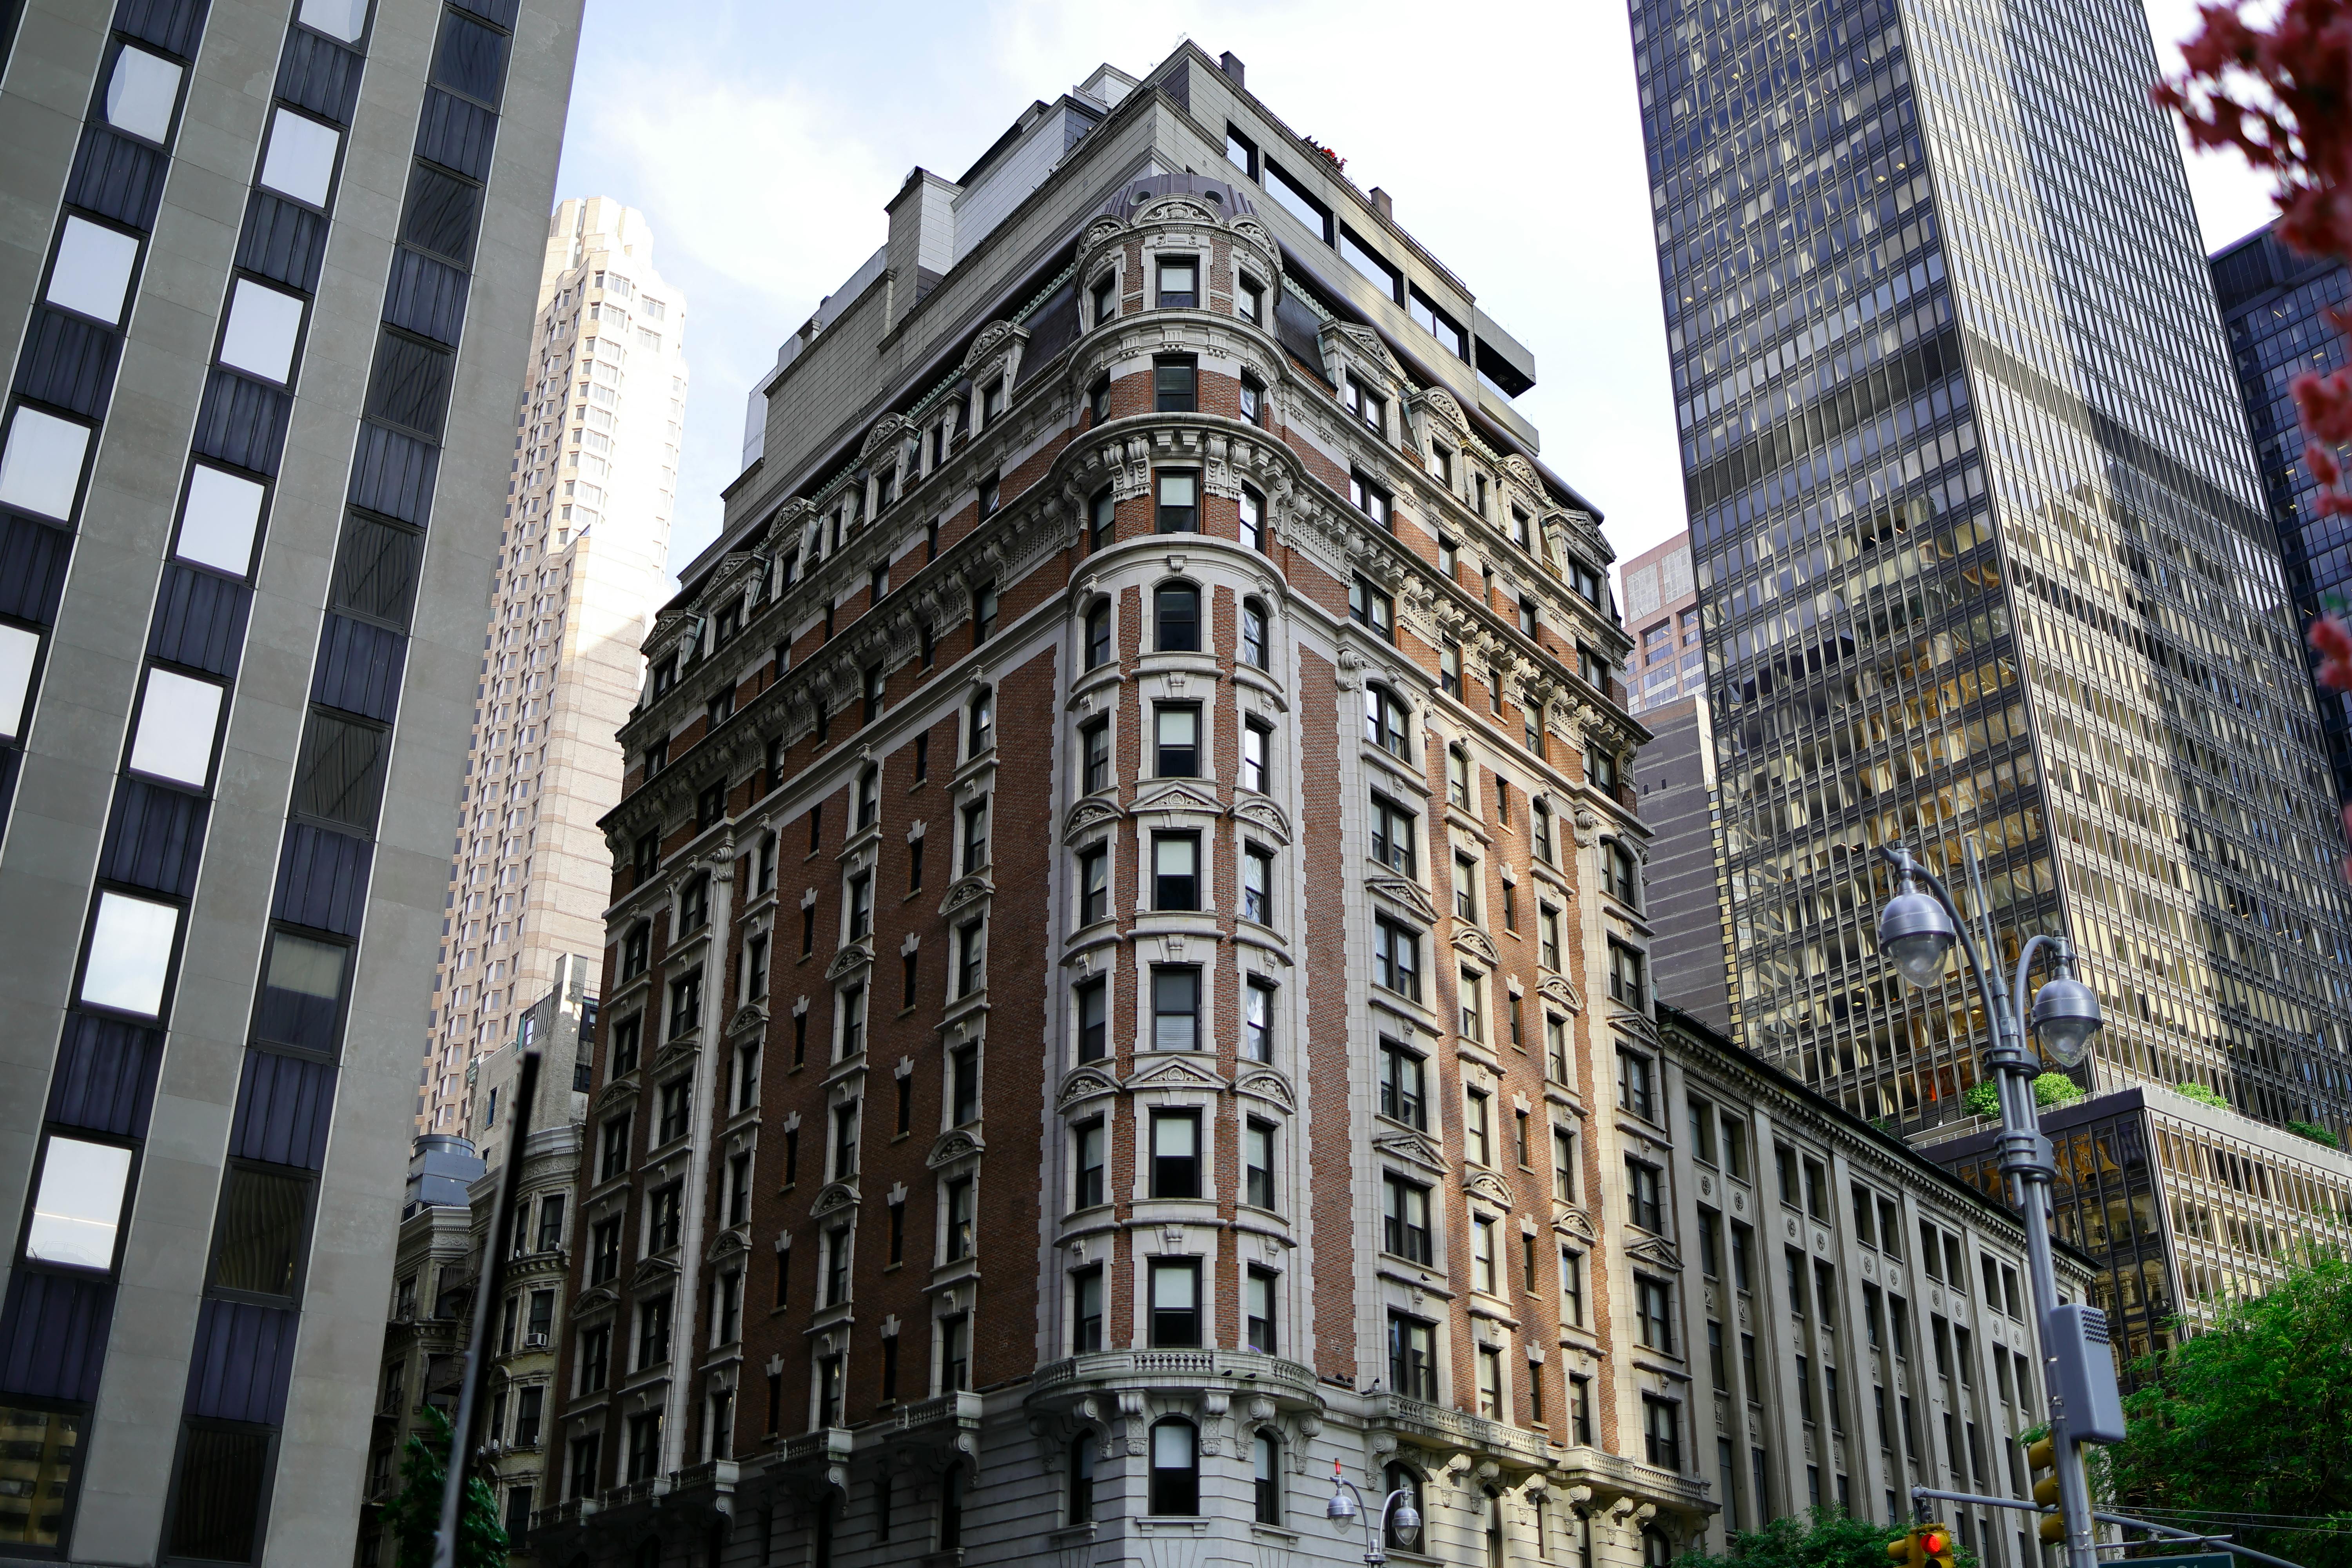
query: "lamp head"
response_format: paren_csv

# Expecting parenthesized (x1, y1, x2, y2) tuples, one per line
(2030, 958, 2102, 1068)
(1326, 1463, 1358, 1535)
(1876, 858, 1956, 987)
(1391, 1495, 1422, 1547)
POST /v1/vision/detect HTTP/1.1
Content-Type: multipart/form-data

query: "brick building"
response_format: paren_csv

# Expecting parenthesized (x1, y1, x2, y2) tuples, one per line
(536, 45, 1756, 1568)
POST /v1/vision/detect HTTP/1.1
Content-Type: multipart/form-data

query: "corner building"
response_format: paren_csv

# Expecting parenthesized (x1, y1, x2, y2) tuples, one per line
(0, 0, 579, 1561)
(528, 46, 1755, 1568)
(1628, 0, 2352, 1149)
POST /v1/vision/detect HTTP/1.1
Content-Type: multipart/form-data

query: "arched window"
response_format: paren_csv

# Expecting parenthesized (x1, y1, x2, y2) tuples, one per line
(1241, 598, 1269, 668)
(1383, 1463, 1423, 1549)
(856, 766, 879, 830)
(938, 1461, 965, 1550)
(967, 689, 994, 759)
(1252, 1428, 1281, 1524)
(1366, 687, 1410, 758)
(1155, 583, 1200, 652)
(1148, 1418, 1199, 1515)
(1068, 1433, 1095, 1525)
(1084, 601, 1112, 669)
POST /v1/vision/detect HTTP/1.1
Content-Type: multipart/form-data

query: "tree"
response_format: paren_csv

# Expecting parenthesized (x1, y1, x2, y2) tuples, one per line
(1673, 1510, 1976, 1568)
(1963, 1073, 2080, 1120)
(374, 1405, 509, 1568)
(2106, 1254, 2352, 1568)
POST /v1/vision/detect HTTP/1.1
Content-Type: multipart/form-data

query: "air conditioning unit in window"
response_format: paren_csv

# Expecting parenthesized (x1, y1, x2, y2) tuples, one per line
(524, 1332, 549, 1350)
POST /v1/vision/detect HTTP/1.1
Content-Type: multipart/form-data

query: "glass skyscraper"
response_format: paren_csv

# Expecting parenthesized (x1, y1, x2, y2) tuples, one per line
(1629, 0, 2352, 1144)
(2210, 225, 2352, 806)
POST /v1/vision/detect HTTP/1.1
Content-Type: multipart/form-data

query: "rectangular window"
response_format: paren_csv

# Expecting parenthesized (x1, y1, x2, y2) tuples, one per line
(1382, 1174, 1432, 1263)
(1608, 940, 1645, 1008)
(1553, 1127, 1577, 1201)
(1343, 374, 1387, 434)
(1242, 845, 1274, 926)
(1154, 704, 1198, 777)
(1458, 967, 1484, 1042)
(1082, 716, 1110, 793)
(1155, 469, 1198, 532)
(1241, 720, 1270, 791)
(1152, 965, 1200, 1051)
(1617, 1049, 1655, 1119)
(1370, 795, 1416, 875)
(1374, 917, 1420, 999)
(1379, 1039, 1425, 1127)
(1156, 261, 1198, 310)
(1150, 1111, 1200, 1199)
(1244, 979, 1275, 1062)
(1340, 227, 1402, 301)
(1149, 1258, 1200, 1347)
(1077, 846, 1108, 927)
(1073, 1266, 1104, 1352)
(1637, 1276, 1674, 1351)
(1409, 285, 1467, 358)
(1243, 1119, 1276, 1210)
(1561, 1247, 1586, 1325)
(1644, 1397, 1682, 1471)
(1075, 978, 1107, 1062)
(956, 920, 985, 996)
(1153, 831, 1200, 911)
(1628, 1158, 1665, 1231)
(1074, 1121, 1105, 1210)
(1387, 1312, 1437, 1401)
(1245, 1268, 1276, 1354)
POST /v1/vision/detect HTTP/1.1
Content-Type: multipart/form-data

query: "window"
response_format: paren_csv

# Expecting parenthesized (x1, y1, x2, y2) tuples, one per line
(220, 279, 305, 384)
(1242, 845, 1273, 925)
(1636, 1276, 1674, 1351)
(1072, 1266, 1104, 1352)
(1084, 601, 1112, 668)
(1465, 1087, 1492, 1165)
(636, 1295, 673, 1369)
(1628, 1159, 1665, 1231)
(1609, 940, 1646, 1008)
(648, 1184, 682, 1251)
(1388, 1313, 1437, 1401)
(259, 106, 338, 205)
(25, 1136, 132, 1270)
(1349, 575, 1394, 640)
(966, 687, 993, 756)
(82, 891, 176, 1015)
(1383, 1174, 1432, 1263)
(1148, 1419, 1199, 1513)
(1243, 1119, 1276, 1210)
(1532, 799, 1553, 862)
(1246, 1269, 1277, 1355)
(1343, 374, 1386, 434)
(51, 216, 140, 328)
(1241, 720, 1271, 793)
(955, 920, 984, 996)
(1611, 842, 1640, 904)
(844, 872, 871, 942)
(1410, 285, 1468, 358)
(1073, 1121, 1105, 1211)
(1589, 745, 1619, 792)
(1364, 686, 1410, 758)
(981, 378, 1005, 427)
(1154, 582, 1200, 651)
(1380, 1039, 1426, 1127)
(1241, 599, 1269, 667)
(599, 1115, 631, 1181)
(1240, 374, 1267, 427)
(1243, 978, 1275, 1062)
(943, 1178, 974, 1262)
(960, 800, 988, 874)
(1571, 1376, 1593, 1445)
(1077, 846, 1109, 926)
(1472, 1216, 1498, 1295)
(1150, 1111, 1200, 1198)
(1238, 275, 1265, 323)
(1458, 966, 1485, 1042)
(1152, 832, 1199, 911)
(823, 1227, 851, 1306)
(1088, 486, 1114, 548)
(831, 1100, 859, 1180)
(1561, 1248, 1586, 1325)
(1155, 470, 1198, 532)
(1075, 978, 1106, 1061)
(1152, 967, 1200, 1051)
(580, 1322, 611, 1391)
(0, 407, 91, 522)
(1348, 471, 1390, 528)
(972, 581, 998, 642)
(1452, 853, 1479, 920)
(1617, 1049, 1655, 1119)
(658, 1079, 691, 1143)
(1643, 1396, 1682, 1471)
(1374, 917, 1420, 999)
(1477, 1345, 1504, 1419)
(1545, 1014, 1568, 1082)
(1156, 259, 1198, 310)
(1370, 795, 1416, 875)
(1154, 704, 1199, 776)
(1090, 272, 1116, 325)
(1440, 640, 1462, 699)
(1149, 1261, 1201, 1347)
(590, 1218, 621, 1283)
(1539, 905, 1562, 969)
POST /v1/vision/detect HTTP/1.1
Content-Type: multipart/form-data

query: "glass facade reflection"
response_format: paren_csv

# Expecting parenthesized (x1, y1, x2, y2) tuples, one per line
(1630, 0, 2352, 1144)
(2211, 225, 2352, 805)
(1940, 1087, 2352, 1383)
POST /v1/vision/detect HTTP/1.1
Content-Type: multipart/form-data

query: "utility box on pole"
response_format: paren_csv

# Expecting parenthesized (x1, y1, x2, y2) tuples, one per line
(2047, 1304, 2127, 1444)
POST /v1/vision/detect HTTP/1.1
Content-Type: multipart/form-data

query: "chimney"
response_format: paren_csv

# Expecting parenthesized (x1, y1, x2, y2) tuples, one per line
(1370, 187, 1394, 221)
(884, 168, 959, 335)
(1220, 51, 1245, 88)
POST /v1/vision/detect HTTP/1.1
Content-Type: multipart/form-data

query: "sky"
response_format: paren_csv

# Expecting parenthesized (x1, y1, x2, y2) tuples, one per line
(548, 0, 2286, 587)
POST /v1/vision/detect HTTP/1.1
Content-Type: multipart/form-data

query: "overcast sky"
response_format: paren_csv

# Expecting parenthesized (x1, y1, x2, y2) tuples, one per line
(548, 0, 2284, 586)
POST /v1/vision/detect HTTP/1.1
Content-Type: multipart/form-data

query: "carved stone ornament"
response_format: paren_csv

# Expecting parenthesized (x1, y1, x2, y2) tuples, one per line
(1554, 1205, 1597, 1243)
(809, 1181, 860, 1220)
(726, 1002, 768, 1039)
(824, 943, 873, 982)
(926, 1129, 985, 1171)
(1056, 1065, 1120, 1112)
(1063, 796, 1123, 844)
(1233, 795, 1292, 846)
(1463, 1171, 1515, 1210)
(705, 1228, 750, 1265)
(1374, 1129, 1449, 1177)
(1537, 974, 1584, 1014)
(1624, 1233, 1683, 1272)
(1366, 876, 1441, 926)
(1124, 1054, 1226, 1094)
(1452, 926, 1501, 967)
(1234, 1067, 1295, 1112)
(937, 874, 994, 920)
(1130, 780, 1223, 818)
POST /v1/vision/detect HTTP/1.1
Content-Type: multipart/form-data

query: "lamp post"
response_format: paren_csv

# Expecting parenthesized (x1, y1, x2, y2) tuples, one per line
(1326, 1461, 1423, 1566)
(1872, 842, 2103, 1568)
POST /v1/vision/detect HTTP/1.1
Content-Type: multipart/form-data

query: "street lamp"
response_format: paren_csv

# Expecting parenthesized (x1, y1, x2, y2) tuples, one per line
(1871, 843, 2105, 1568)
(1327, 1460, 1421, 1566)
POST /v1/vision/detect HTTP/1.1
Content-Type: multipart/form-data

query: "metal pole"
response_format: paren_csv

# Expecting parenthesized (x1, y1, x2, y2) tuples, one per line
(2092, 1512, 2309, 1568)
(433, 1051, 542, 1568)
(1882, 846, 2096, 1568)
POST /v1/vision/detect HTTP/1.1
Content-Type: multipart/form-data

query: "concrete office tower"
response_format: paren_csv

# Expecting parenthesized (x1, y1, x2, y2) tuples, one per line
(1628, 0, 2352, 1151)
(417, 199, 685, 1139)
(2210, 225, 2352, 806)
(0, 0, 579, 1562)
(523, 41, 1804, 1568)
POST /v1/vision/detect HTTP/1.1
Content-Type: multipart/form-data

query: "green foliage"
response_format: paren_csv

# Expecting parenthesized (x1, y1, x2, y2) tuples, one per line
(2031, 1072, 2082, 1109)
(2109, 1254, 2352, 1568)
(1964, 1080, 2001, 1119)
(2287, 1120, 2343, 1149)
(1672, 1509, 1975, 1568)
(374, 1405, 509, 1568)
(2174, 1081, 2229, 1108)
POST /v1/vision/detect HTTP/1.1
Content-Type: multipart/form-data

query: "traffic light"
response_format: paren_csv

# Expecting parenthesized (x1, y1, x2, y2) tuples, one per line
(1889, 1527, 1919, 1568)
(2029, 1436, 2066, 1544)
(1920, 1524, 1955, 1568)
